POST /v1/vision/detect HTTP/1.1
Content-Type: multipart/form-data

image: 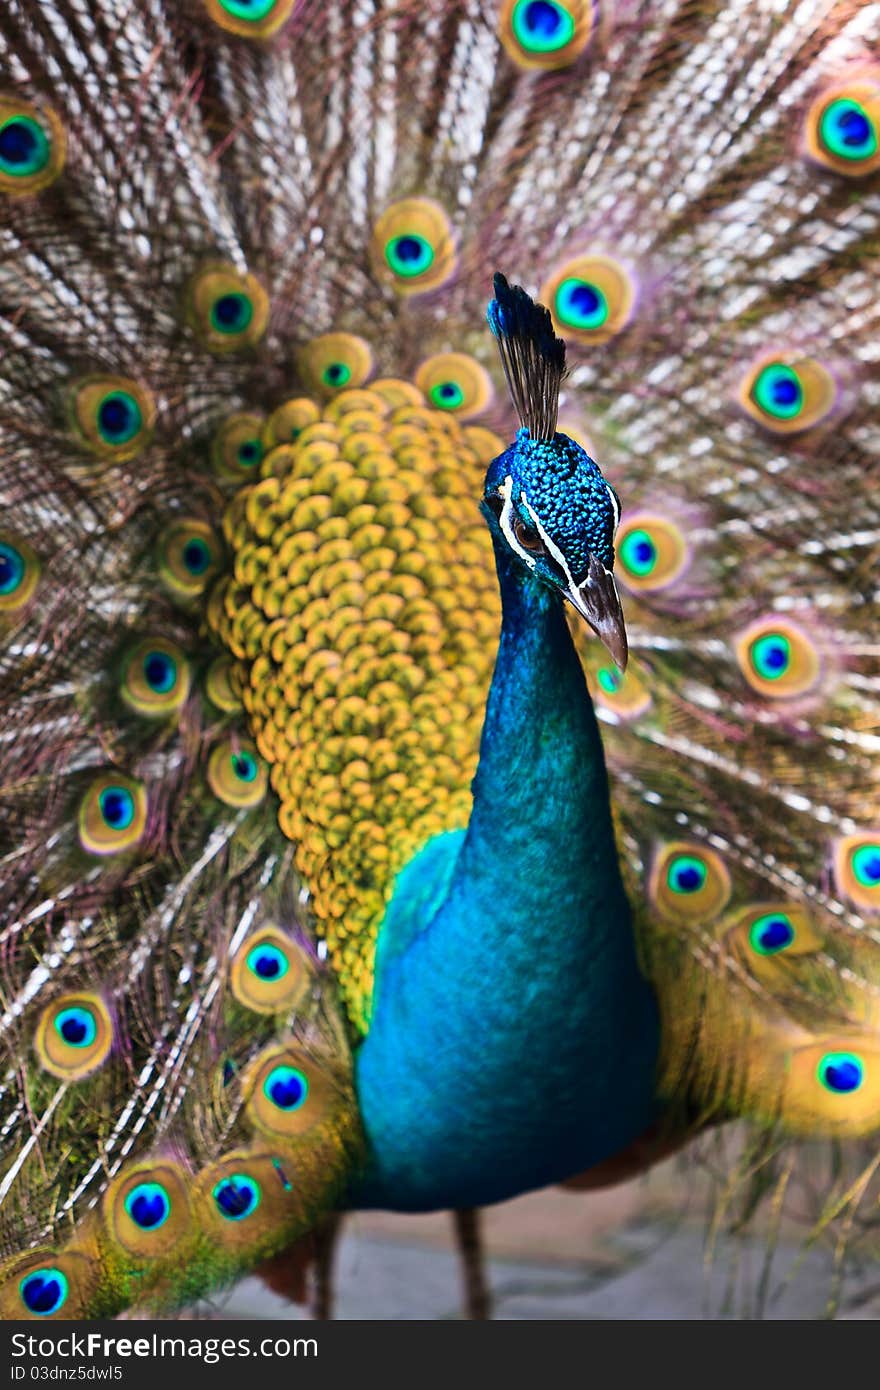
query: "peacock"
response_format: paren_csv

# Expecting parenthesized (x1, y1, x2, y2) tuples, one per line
(0, 0, 878, 1323)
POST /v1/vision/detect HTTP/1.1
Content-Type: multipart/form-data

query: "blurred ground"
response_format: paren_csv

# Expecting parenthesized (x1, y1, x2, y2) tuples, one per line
(191, 1155, 880, 1320)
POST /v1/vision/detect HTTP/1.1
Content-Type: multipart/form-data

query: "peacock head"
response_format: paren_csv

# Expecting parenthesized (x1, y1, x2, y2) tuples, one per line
(484, 273, 628, 668)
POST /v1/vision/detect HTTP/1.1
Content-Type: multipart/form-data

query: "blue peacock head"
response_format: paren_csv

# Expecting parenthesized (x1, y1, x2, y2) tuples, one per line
(483, 273, 627, 668)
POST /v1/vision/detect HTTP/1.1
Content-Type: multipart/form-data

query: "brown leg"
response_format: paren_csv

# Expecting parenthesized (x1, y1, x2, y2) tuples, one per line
(453, 1207, 491, 1320)
(309, 1213, 342, 1320)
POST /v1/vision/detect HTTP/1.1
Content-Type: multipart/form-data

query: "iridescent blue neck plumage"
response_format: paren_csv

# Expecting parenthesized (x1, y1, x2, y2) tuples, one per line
(350, 538, 660, 1211)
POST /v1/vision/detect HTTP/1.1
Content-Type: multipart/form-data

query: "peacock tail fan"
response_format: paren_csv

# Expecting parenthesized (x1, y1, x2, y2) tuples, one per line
(0, 0, 878, 1316)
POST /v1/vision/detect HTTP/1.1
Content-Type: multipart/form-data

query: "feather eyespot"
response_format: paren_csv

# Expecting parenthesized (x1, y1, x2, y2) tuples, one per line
(212, 1173, 261, 1220)
(542, 256, 635, 345)
(205, 0, 299, 38)
(245, 1046, 336, 1139)
(499, 0, 593, 70)
(727, 903, 823, 972)
(34, 994, 113, 1080)
(0, 1251, 97, 1321)
(734, 618, 820, 699)
(298, 333, 373, 397)
(804, 71, 880, 177)
(748, 912, 795, 955)
(185, 264, 269, 353)
(615, 515, 689, 592)
(740, 355, 837, 434)
(79, 774, 148, 855)
(207, 739, 268, 807)
(0, 99, 65, 195)
(588, 659, 652, 720)
(68, 376, 156, 462)
(649, 843, 731, 922)
(19, 1269, 68, 1317)
(415, 353, 494, 419)
(158, 519, 222, 599)
(121, 639, 190, 717)
(230, 926, 309, 1014)
(0, 537, 40, 616)
(212, 413, 266, 481)
(817, 1051, 864, 1094)
(104, 1163, 191, 1259)
(834, 834, 880, 912)
(372, 199, 457, 296)
(194, 1149, 301, 1253)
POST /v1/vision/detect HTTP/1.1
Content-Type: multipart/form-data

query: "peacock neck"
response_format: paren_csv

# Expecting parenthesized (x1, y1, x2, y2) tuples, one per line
(350, 538, 660, 1212)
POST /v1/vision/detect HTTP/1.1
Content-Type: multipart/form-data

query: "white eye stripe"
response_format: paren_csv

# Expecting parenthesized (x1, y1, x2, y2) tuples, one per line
(499, 476, 538, 570)
(606, 483, 620, 533)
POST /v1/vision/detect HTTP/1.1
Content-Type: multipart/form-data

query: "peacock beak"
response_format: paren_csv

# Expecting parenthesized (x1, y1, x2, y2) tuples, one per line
(565, 552, 629, 670)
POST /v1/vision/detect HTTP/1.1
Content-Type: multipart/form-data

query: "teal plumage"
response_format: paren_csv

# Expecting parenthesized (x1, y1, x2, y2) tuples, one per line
(0, 0, 879, 1321)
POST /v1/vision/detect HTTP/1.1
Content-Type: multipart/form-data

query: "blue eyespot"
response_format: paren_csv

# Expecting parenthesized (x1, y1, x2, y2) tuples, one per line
(232, 751, 259, 783)
(263, 1064, 309, 1111)
(97, 392, 142, 446)
(212, 1174, 261, 1220)
(98, 786, 135, 831)
(385, 234, 434, 278)
(667, 855, 707, 894)
(819, 99, 877, 162)
(211, 293, 254, 335)
(817, 1051, 864, 1095)
(143, 652, 176, 694)
(246, 942, 289, 981)
(20, 1269, 68, 1316)
(183, 538, 211, 575)
(0, 542, 25, 596)
(852, 845, 880, 889)
(750, 632, 791, 681)
(597, 667, 621, 695)
(555, 277, 609, 331)
(124, 1182, 171, 1231)
(511, 0, 576, 53)
(749, 913, 795, 955)
(54, 1006, 97, 1049)
(0, 116, 50, 178)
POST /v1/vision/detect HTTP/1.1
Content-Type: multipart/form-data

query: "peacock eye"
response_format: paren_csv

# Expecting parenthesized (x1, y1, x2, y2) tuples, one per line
(212, 1174, 261, 1221)
(514, 518, 543, 552)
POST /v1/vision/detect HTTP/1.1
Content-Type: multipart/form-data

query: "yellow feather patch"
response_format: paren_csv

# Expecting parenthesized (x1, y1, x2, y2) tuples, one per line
(208, 392, 499, 1029)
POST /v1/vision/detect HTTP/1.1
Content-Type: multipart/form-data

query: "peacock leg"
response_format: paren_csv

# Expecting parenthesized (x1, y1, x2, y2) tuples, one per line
(309, 1213, 343, 1320)
(452, 1208, 491, 1320)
